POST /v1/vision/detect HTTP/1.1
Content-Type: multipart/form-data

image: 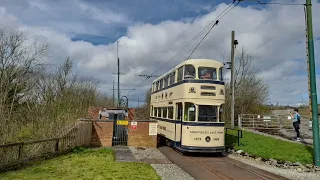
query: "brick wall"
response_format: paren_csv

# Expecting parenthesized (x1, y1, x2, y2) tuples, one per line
(90, 120, 157, 148)
(128, 121, 157, 148)
(91, 121, 114, 147)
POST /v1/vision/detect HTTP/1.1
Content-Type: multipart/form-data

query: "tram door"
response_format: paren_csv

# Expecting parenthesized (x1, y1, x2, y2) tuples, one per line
(175, 103, 183, 143)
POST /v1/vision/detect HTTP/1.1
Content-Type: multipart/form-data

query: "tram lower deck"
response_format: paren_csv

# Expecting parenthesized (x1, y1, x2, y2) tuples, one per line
(152, 117, 225, 153)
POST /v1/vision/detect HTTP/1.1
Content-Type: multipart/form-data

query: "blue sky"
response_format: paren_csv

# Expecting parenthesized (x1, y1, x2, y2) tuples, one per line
(0, 0, 319, 107)
(71, 0, 269, 45)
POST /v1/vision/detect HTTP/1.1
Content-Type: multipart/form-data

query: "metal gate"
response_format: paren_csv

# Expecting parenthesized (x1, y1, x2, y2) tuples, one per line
(110, 112, 128, 146)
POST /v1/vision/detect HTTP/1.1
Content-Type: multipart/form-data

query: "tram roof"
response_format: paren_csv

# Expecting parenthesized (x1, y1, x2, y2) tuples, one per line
(153, 58, 224, 83)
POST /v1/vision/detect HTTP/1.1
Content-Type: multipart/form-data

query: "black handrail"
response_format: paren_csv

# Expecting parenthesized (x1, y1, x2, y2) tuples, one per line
(225, 128, 242, 146)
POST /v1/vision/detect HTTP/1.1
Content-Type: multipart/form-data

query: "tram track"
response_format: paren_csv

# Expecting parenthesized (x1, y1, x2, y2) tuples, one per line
(159, 146, 289, 180)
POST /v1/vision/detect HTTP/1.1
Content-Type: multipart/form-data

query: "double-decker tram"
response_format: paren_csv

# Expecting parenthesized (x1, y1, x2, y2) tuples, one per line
(150, 58, 225, 153)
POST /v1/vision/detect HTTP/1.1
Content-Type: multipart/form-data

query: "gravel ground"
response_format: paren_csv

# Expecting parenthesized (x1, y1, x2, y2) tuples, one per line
(129, 147, 195, 180)
(226, 153, 320, 180)
(151, 164, 195, 180)
(129, 146, 167, 159)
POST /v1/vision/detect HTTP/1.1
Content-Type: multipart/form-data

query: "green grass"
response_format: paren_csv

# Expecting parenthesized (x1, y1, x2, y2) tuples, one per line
(0, 147, 161, 180)
(226, 130, 314, 165)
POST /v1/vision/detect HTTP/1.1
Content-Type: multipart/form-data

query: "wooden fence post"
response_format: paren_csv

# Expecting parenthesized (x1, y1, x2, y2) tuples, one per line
(55, 139, 59, 152)
(18, 144, 23, 160)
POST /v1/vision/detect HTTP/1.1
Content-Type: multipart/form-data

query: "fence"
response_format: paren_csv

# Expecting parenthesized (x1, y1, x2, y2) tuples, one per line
(238, 114, 313, 130)
(0, 120, 92, 171)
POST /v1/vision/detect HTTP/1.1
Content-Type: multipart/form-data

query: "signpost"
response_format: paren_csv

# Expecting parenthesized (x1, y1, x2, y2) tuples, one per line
(149, 123, 158, 135)
(117, 120, 128, 126)
(131, 121, 137, 130)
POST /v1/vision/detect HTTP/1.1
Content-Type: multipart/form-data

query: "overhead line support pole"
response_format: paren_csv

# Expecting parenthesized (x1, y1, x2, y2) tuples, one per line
(117, 41, 120, 108)
(306, 0, 320, 166)
(113, 80, 115, 107)
(231, 31, 235, 129)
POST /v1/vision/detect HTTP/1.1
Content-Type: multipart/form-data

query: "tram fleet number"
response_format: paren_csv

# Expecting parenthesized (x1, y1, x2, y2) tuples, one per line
(193, 137, 219, 141)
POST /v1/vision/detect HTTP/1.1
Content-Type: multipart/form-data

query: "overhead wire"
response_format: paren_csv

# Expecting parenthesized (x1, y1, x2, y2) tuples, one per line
(186, 20, 219, 60)
(187, 0, 241, 59)
(241, 0, 305, 6)
(146, 1, 238, 79)
(119, 0, 242, 101)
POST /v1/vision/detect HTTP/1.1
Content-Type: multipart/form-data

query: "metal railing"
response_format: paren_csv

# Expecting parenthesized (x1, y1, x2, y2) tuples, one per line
(225, 128, 243, 147)
(238, 114, 317, 130)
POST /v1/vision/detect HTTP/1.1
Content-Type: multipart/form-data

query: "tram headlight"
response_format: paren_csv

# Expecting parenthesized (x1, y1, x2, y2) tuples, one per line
(205, 136, 211, 142)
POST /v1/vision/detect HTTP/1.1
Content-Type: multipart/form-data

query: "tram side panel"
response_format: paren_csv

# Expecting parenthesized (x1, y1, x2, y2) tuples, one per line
(154, 119, 182, 143)
(181, 125, 225, 147)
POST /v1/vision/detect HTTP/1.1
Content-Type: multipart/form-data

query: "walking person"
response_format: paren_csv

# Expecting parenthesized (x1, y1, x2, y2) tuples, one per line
(290, 108, 301, 141)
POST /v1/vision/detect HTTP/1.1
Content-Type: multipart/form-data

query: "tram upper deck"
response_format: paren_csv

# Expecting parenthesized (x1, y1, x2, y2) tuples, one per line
(151, 59, 225, 105)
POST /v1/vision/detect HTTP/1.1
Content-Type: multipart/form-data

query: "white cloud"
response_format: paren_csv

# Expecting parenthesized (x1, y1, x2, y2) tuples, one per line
(76, 0, 130, 24)
(0, 1, 320, 107)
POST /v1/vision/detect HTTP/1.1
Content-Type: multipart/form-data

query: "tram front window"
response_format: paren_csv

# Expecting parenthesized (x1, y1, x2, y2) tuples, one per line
(184, 65, 195, 79)
(198, 105, 217, 122)
(199, 67, 217, 80)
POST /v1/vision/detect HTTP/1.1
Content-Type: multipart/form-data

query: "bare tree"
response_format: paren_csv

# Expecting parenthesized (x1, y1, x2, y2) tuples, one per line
(134, 88, 151, 120)
(0, 29, 113, 144)
(222, 47, 269, 126)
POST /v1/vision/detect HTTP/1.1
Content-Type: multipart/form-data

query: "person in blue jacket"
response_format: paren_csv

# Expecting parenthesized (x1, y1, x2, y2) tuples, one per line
(290, 108, 301, 141)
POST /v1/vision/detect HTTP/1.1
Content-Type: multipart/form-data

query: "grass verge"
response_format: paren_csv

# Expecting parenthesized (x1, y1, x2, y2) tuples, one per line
(226, 129, 314, 165)
(0, 147, 161, 180)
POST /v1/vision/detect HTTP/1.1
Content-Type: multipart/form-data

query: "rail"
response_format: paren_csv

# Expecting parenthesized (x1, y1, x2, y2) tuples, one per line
(0, 120, 92, 171)
(225, 128, 242, 147)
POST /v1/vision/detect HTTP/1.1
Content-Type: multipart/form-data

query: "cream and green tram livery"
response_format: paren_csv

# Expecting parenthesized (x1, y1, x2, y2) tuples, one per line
(150, 58, 225, 153)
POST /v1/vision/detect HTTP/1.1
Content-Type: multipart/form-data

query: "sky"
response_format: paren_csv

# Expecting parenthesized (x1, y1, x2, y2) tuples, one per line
(0, 0, 319, 108)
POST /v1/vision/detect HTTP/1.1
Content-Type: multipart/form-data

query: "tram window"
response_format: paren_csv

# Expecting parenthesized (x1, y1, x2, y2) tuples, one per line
(159, 79, 163, 89)
(198, 105, 217, 122)
(169, 72, 175, 85)
(164, 76, 169, 88)
(163, 107, 167, 118)
(154, 107, 158, 117)
(184, 65, 195, 80)
(168, 107, 174, 119)
(177, 66, 183, 81)
(150, 106, 153, 116)
(198, 67, 217, 80)
(219, 67, 223, 81)
(184, 102, 196, 121)
(176, 103, 183, 120)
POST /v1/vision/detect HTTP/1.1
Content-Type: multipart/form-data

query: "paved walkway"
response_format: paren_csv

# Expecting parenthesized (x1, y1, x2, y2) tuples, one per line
(112, 146, 139, 162)
(113, 146, 195, 180)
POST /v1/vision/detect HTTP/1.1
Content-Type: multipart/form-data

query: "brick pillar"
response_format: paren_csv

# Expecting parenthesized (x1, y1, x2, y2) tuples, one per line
(91, 121, 114, 147)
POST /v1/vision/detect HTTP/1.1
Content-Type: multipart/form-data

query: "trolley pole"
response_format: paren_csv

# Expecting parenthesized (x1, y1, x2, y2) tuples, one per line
(306, 0, 320, 166)
(231, 31, 235, 129)
(117, 41, 120, 108)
